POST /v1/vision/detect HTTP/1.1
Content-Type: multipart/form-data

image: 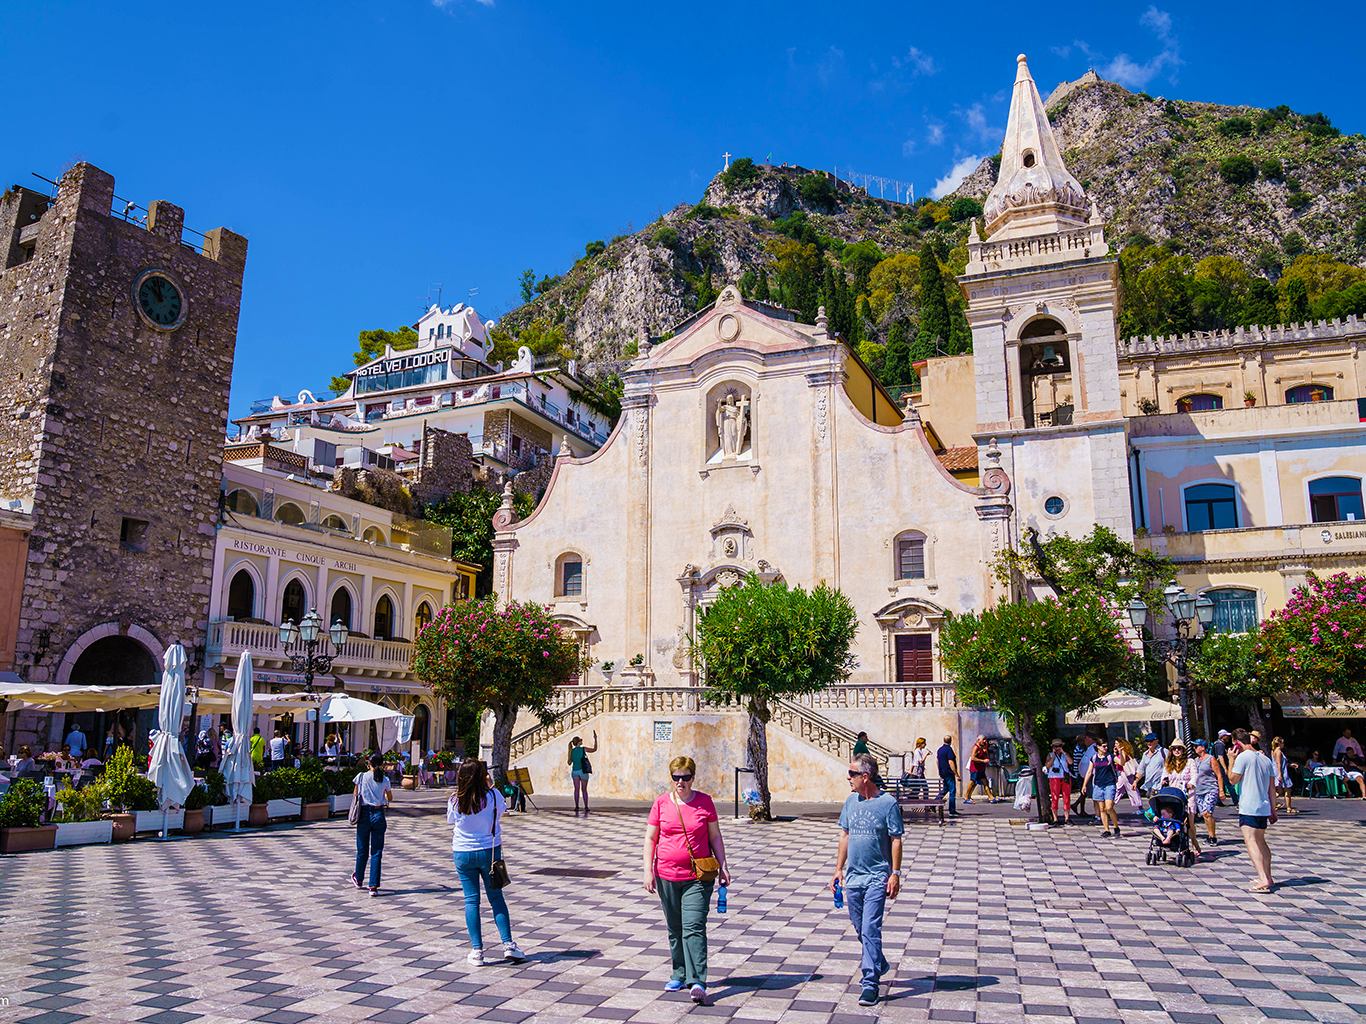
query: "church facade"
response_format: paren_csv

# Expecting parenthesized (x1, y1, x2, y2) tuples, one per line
(487, 56, 1147, 802)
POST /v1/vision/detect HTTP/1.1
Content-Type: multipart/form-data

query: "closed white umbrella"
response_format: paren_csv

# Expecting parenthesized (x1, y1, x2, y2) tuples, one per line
(147, 645, 196, 838)
(222, 653, 257, 830)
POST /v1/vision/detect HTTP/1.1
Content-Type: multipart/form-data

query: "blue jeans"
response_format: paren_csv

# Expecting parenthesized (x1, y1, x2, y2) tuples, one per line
(941, 776, 957, 813)
(454, 848, 513, 950)
(354, 808, 386, 887)
(846, 882, 890, 987)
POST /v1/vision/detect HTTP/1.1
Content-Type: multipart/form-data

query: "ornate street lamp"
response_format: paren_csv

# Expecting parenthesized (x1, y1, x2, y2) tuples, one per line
(1127, 585, 1214, 742)
(278, 609, 350, 695)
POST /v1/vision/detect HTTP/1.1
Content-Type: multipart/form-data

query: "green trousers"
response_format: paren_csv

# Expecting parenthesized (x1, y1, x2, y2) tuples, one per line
(656, 877, 713, 987)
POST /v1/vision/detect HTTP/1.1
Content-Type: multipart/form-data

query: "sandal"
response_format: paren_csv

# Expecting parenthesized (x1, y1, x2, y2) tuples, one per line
(1249, 883, 1273, 893)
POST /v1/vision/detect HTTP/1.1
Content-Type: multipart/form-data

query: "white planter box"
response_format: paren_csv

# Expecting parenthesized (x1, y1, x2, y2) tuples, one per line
(54, 820, 114, 847)
(133, 810, 184, 833)
(206, 804, 233, 828)
(266, 798, 302, 819)
(329, 793, 352, 814)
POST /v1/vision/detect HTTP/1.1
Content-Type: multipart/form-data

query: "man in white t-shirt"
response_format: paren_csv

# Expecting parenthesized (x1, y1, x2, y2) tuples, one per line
(1227, 728, 1278, 892)
(268, 728, 287, 771)
(1333, 729, 1363, 761)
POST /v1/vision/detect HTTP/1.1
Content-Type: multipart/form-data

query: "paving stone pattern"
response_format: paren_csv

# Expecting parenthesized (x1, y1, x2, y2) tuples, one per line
(1, 805, 1364, 1024)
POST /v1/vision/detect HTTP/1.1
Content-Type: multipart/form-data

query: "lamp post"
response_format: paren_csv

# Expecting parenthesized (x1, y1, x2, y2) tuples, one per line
(278, 610, 349, 754)
(1126, 587, 1214, 742)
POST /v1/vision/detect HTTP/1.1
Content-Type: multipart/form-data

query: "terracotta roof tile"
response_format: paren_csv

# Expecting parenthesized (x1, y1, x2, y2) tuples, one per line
(937, 446, 978, 472)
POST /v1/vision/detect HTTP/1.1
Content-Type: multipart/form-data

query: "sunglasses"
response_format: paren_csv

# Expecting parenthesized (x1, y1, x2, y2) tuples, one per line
(671, 774, 693, 782)
(847, 769, 869, 778)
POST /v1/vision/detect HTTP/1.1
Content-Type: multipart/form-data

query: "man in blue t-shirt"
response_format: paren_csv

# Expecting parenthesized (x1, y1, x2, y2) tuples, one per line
(833, 753, 904, 1008)
(936, 735, 959, 815)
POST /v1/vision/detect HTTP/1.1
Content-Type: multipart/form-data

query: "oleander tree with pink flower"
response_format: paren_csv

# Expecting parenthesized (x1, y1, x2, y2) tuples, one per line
(411, 597, 583, 773)
(1257, 572, 1366, 701)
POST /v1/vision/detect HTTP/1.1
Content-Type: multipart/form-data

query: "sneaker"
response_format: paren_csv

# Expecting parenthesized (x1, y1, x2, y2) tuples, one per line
(858, 985, 879, 1006)
(1207, 836, 1218, 845)
(689, 984, 706, 1004)
(350, 873, 363, 889)
(504, 942, 526, 964)
(369, 887, 379, 898)
(1101, 829, 1112, 838)
(1113, 828, 1121, 837)
(664, 979, 684, 992)
(467, 949, 485, 966)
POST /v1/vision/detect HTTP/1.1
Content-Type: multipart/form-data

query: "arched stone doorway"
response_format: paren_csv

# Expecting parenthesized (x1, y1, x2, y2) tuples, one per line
(59, 626, 164, 760)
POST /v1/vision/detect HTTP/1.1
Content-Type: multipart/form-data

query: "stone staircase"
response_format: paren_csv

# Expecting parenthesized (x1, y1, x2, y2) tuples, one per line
(508, 686, 898, 768)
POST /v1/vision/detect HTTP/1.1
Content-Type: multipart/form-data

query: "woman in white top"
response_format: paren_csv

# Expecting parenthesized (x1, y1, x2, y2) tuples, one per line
(352, 756, 393, 896)
(449, 760, 525, 966)
(909, 738, 931, 796)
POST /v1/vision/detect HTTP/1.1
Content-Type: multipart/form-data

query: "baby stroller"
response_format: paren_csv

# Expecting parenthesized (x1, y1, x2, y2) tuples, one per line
(1145, 787, 1195, 867)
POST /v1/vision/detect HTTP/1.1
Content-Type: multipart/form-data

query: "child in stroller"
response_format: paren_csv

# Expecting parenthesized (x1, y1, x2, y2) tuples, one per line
(1146, 788, 1196, 867)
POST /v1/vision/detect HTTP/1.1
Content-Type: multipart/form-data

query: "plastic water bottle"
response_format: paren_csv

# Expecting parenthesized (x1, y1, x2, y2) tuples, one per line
(717, 885, 728, 914)
(832, 880, 844, 909)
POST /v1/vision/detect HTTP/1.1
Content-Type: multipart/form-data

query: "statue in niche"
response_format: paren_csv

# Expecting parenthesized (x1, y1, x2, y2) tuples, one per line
(714, 392, 751, 459)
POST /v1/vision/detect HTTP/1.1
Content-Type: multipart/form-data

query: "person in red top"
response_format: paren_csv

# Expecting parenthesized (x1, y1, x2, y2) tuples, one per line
(643, 755, 731, 1005)
(964, 735, 999, 804)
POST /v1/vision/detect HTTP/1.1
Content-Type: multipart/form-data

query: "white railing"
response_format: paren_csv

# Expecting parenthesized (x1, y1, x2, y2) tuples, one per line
(792, 684, 960, 709)
(207, 620, 413, 673)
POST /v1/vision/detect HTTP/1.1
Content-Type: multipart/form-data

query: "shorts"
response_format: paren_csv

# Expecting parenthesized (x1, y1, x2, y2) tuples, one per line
(1194, 791, 1217, 815)
(969, 768, 989, 784)
(1238, 814, 1269, 830)
(1091, 784, 1116, 802)
(1048, 777, 1070, 801)
(571, 770, 588, 780)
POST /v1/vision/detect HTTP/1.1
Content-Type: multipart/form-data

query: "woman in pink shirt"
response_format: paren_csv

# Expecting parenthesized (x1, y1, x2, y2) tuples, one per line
(643, 756, 731, 1005)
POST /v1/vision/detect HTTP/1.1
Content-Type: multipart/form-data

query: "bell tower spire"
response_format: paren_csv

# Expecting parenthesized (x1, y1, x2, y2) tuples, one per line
(982, 54, 1089, 241)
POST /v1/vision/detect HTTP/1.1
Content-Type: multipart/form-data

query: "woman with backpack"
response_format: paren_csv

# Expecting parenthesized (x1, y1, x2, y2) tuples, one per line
(569, 731, 598, 816)
(1045, 739, 1073, 826)
(449, 760, 525, 966)
(351, 754, 393, 896)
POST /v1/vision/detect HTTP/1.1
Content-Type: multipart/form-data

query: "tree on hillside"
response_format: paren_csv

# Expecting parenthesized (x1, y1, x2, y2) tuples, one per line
(519, 269, 535, 304)
(329, 325, 420, 394)
(689, 574, 859, 820)
(411, 598, 582, 775)
(882, 320, 913, 386)
(721, 157, 761, 190)
(422, 488, 535, 596)
(939, 595, 1133, 822)
(916, 243, 951, 352)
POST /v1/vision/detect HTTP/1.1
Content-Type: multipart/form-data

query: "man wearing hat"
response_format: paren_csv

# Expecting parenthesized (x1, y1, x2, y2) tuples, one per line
(1137, 733, 1168, 818)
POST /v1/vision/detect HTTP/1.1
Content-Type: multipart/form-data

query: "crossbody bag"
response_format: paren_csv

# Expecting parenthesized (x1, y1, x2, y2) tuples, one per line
(673, 795, 720, 882)
(487, 792, 511, 890)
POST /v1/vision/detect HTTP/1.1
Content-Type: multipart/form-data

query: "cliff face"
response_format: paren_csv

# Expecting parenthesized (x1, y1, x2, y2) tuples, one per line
(498, 75, 1363, 376)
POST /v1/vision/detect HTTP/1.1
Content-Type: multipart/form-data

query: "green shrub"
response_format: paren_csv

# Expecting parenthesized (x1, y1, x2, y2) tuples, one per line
(584, 240, 606, 258)
(183, 784, 208, 811)
(693, 235, 718, 263)
(126, 776, 158, 812)
(1219, 155, 1257, 186)
(299, 768, 329, 804)
(1260, 158, 1284, 181)
(1218, 117, 1253, 138)
(53, 781, 106, 822)
(203, 769, 227, 805)
(720, 157, 761, 190)
(1287, 191, 1312, 211)
(653, 225, 679, 249)
(100, 746, 146, 811)
(948, 196, 983, 222)
(1283, 232, 1307, 258)
(0, 779, 47, 828)
(688, 203, 722, 220)
(796, 174, 838, 210)
(324, 769, 356, 796)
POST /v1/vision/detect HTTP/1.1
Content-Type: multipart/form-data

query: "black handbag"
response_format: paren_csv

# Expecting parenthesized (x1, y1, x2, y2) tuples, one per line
(487, 792, 510, 890)
(580, 754, 593, 776)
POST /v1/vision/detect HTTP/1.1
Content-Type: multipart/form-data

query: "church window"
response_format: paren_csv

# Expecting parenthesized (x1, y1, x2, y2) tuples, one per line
(561, 560, 583, 597)
(895, 533, 926, 580)
(1044, 496, 1065, 516)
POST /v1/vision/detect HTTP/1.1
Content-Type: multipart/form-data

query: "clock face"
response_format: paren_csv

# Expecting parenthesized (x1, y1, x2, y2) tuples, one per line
(135, 271, 185, 329)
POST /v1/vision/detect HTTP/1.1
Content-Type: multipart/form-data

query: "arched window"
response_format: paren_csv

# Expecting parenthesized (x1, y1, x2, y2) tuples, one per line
(275, 502, 305, 525)
(321, 514, 347, 532)
(225, 489, 259, 516)
(556, 553, 584, 597)
(363, 526, 386, 544)
(1206, 588, 1258, 634)
(1310, 477, 1364, 523)
(1176, 393, 1224, 413)
(1286, 384, 1333, 403)
(227, 569, 255, 620)
(894, 532, 927, 580)
(374, 594, 395, 641)
(330, 587, 353, 630)
(281, 578, 307, 626)
(415, 601, 433, 632)
(1185, 483, 1238, 531)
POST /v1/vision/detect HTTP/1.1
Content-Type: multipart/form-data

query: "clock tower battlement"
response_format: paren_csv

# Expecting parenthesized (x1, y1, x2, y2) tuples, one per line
(0, 162, 249, 679)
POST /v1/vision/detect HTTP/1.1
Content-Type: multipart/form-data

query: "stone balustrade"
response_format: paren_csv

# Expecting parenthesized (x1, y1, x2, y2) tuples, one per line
(206, 619, 414, 676)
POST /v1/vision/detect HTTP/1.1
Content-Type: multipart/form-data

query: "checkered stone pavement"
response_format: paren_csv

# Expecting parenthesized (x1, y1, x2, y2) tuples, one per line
(1, 800, 1365, 1024)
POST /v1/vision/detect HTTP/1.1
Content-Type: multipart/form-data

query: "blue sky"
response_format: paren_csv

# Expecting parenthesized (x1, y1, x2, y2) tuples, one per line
(4, 1, 1364, 420)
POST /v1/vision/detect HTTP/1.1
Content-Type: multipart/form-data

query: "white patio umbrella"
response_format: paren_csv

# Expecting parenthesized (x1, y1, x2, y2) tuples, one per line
(222, 652, 257, 830)
(1064, 688, 1182, 725)
(320, 695, 404, 753)
(147, 645, 196, 838)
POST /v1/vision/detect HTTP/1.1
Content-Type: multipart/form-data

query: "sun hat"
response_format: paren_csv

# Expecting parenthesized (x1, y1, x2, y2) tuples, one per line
(1170, 739, 1187, 750)
(1051, 738, 1064, 747)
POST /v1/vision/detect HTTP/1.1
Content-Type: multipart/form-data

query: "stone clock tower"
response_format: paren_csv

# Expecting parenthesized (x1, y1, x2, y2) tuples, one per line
(961, 55, 1131, 547)
(0, 164, 247, 743)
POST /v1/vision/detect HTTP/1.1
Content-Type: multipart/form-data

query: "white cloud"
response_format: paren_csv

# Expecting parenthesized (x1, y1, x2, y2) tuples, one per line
(902, 139, 917, 156)
(957, 103, 1000, 143)
(892, 45, 938, 76)
(1051, 45, 1071, 58)
(926, 122, 945, 146)
(930, 155, 984, 199)
(1101, 7, 1183, 89)
(816, 46, 846, 87)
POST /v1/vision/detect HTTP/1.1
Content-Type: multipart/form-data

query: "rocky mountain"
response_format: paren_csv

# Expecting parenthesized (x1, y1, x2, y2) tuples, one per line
(495, 73, 1365, 376)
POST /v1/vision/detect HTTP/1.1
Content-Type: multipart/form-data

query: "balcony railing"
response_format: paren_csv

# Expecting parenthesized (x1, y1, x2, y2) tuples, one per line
(207, 620, 414, 676)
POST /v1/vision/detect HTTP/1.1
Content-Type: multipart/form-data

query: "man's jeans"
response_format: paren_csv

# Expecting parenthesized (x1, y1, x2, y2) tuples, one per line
(941, 776, 957, 813)
(846, 882, 890, 987)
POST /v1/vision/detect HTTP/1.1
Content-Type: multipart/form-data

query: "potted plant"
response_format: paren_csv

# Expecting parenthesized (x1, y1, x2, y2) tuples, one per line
(0, 779, 57, 853)
(202, 770, 230, 829)
(182, 784, 207, 834)
(129, 777, 176, 833)
(52, 781, 113, 847)
(101, 747, 147, 840)
(1244, 390, 1257, 407)
(300, 769, 330, 821)
(600, 660, 615, 683)
(262, 767, 304, 820)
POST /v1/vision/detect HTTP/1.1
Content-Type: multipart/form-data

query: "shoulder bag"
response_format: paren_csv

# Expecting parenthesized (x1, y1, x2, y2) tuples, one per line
(673, 795, 720, 882)
(487, 792, 511, 890)
(580, 754, 593, 776)
(348, 782, 361, 825)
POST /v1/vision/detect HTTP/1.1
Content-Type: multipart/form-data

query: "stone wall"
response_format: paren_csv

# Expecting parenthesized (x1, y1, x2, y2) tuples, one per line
(0, 164, 247, 694)
(410, 422, 474, 506)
